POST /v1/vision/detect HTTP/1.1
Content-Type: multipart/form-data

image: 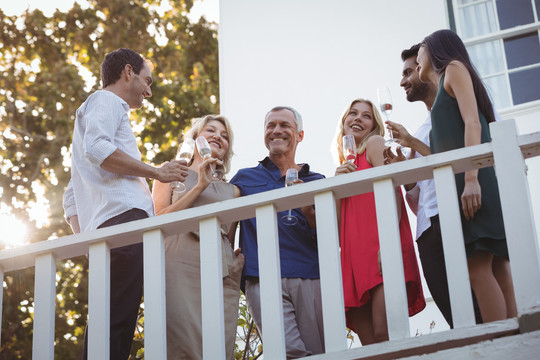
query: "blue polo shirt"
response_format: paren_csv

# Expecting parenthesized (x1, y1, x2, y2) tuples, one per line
(230, 157, 325, 280)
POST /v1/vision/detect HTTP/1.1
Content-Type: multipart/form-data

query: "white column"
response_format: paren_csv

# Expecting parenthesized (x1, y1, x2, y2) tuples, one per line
(256, 204, 286, 359)
(200, 217, 226, 360)
(32, 252, 56, 360)
(433, 165, 475, 328)
(88, 241, 110, 360)
(314, 191, 347, 352)
(490, 120, 540, 314)
(373, 178, 409, 340)
(143, 229, 167, 359)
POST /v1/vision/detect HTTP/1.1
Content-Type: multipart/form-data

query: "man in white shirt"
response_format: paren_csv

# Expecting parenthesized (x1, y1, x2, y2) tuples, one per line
(387, 44, 454, 328)
(63, 48, 188, 360)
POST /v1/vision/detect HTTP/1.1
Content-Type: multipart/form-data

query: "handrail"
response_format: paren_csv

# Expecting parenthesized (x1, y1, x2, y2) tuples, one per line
(0, 134, 523, 272)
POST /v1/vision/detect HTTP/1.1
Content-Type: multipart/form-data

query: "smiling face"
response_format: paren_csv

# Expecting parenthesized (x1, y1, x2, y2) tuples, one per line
(343, 101, 376, 144)
(264, 109, 304, 157)
(197, 119, 230, 160)
(127, 62, 153, 109)
(400, 56, 430, 103)
(416, 46, 433, 83)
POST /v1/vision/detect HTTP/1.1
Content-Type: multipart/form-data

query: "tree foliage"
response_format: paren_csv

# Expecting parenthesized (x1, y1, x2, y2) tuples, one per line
(0, 0, 219, 243)
(0, 0, 220, 357)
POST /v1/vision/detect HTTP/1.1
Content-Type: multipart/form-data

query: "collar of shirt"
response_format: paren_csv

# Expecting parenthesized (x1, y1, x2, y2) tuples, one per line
(259, 156, 311, 181)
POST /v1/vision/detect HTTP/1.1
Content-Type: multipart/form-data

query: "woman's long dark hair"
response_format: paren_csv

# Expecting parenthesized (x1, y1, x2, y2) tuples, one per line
(422, 29, 495, 123)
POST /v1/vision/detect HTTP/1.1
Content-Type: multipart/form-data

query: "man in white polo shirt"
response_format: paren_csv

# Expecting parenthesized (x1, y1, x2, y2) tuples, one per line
(63, 48, 188, 360)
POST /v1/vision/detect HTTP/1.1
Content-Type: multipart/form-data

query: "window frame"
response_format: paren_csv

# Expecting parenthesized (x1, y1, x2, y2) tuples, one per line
(452, 0, 540, 110)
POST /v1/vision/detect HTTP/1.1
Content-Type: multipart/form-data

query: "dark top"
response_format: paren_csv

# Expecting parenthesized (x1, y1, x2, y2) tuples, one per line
(230, 157, 325, 279)
(430, 74, 507, 258)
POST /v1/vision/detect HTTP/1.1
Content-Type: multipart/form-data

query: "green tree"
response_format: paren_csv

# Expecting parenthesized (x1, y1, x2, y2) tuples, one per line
(0, 0, 220, 357)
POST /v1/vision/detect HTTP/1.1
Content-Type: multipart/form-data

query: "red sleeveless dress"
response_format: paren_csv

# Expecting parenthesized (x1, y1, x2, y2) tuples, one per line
(340, 151, 425, 329)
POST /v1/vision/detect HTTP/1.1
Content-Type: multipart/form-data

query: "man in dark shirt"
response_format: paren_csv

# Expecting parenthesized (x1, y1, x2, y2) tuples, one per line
(231, 106, 325, 358)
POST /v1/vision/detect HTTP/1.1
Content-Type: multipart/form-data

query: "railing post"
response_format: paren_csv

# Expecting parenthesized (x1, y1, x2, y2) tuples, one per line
(433, 165, 475, 328)
(490, 120, 540, 320)
(143, 229, 167, 359)
(256, 203, 286, 359)
(200, 217, 226, 360)
(88, 241, 110, 360)
(373, 178, 409, 340)
(32, 252, 56, 360)
(314, 191, 347, 352)
(0, 266, 3, 346)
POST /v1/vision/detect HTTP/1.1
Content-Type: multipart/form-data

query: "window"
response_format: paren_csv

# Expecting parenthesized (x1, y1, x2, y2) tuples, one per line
(453, 0, 540, 110)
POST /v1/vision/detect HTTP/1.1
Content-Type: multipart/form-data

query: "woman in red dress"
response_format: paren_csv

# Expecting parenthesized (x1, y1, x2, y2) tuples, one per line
(334, 98, 425, 345)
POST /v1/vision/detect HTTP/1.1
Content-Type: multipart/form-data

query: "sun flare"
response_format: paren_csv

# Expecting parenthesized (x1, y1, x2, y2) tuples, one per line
(0, 214, 29, 248)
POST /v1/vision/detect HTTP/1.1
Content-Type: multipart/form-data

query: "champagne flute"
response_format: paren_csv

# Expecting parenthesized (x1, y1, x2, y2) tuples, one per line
(281, 168, 299, 226)
(195, 136, 223, 181)
(377, 86, 409, 156)
(169, 137, 196, 193)
(343, 134, 357, 163)
(377, 87, 397, 147)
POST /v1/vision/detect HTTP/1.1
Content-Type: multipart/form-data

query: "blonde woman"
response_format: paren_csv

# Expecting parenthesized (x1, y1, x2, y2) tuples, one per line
(152, 115, 243, 360)
(334, 99, 424, 345)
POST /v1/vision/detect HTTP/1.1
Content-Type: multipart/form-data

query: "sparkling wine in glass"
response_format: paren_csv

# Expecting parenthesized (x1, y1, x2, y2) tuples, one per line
(343, 134, 357, 163)
(281, 168, 299, 226)
(377, 87, 399, 149)
(170, 137, 195, 193)
(195, 136, 223, 181)
(377, 87, 393, 121)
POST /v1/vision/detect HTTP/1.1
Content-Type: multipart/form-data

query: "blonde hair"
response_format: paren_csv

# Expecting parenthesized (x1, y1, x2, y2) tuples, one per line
(334, 98, 385, 164)
(182, 114, 234, 174)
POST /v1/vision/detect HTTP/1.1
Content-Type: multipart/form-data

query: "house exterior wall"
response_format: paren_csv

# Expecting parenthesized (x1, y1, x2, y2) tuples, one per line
(218, 0, 540, 339)
(219, 0, 449, 178)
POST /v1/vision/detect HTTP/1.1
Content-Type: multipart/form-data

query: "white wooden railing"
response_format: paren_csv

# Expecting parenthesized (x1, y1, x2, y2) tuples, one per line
(1, 119, 539, 359)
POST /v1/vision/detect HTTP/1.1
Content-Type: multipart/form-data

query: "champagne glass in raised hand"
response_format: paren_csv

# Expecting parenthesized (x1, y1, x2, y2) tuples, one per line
(281, 168, 299, 226)
(170, 137, 195, 193)
(343, 134, 357, 163)
(377, 87, 397, 147)
(195, 135, 223, 182)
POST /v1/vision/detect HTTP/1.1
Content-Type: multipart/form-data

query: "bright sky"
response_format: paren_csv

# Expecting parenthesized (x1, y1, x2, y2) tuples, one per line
(0, 0, 219, 22)
(1, 0, 79, 16)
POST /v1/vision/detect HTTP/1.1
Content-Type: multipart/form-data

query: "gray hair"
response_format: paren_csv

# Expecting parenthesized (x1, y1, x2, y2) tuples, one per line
(265, 106, 303, 132)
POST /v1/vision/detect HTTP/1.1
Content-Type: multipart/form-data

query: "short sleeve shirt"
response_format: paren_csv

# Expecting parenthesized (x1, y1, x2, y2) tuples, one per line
(230, 157, 325, 279)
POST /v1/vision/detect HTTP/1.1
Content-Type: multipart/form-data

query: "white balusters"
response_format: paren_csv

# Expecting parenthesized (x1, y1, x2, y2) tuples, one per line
(0, 266, 3, 346)
(32, 253, 56, 360)
(143, 229, 167, 359)
(256, 204, 286, 359)
(314, 191, 347, 352)
(491, 120, 540, 315)
(88, 241, 110, 360)
(200, 217, 226, 359)
(373, 178, 410, 340)
(433, 165, 475, 328)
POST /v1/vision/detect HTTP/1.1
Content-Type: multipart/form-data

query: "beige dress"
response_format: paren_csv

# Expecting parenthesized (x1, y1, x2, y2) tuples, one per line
(165, 169, 243, 360)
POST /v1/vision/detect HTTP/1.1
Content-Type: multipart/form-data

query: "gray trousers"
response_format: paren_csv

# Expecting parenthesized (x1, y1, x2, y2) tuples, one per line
(245, 278, 325, 359)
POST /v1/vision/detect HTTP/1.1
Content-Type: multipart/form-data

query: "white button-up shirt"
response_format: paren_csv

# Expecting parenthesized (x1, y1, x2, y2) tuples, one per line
(64, 90, 154, 232)
(405, 113, 438, 240)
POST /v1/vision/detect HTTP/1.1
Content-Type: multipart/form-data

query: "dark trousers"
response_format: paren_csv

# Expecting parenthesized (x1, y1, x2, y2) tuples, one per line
(417, 215, 482, 328)
(82, 208, 148, 360)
